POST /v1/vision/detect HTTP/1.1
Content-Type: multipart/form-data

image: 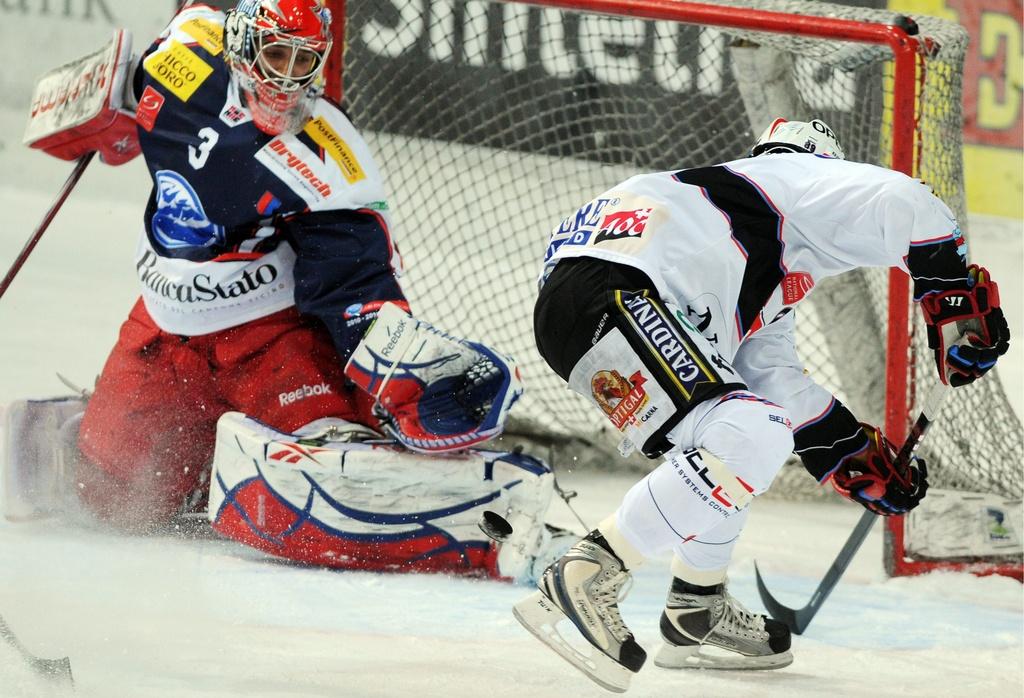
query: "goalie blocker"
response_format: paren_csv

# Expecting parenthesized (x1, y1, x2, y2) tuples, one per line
(343, 302, 523, 453)
(207, 411, 571, 582)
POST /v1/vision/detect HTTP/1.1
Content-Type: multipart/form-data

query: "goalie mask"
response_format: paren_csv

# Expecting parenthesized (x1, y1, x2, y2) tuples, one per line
(224, 0, 333, 135)
(749, 118, 845, 160)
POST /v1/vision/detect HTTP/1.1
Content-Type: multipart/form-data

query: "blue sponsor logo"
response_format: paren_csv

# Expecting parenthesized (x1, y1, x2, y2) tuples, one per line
(343, 303, 364, 319)
(151, 170, 226, 251)
(543, 196, 618, 262)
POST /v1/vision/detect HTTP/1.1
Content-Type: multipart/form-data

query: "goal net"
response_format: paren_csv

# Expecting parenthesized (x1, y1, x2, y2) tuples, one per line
(324, 0, 1022, 576)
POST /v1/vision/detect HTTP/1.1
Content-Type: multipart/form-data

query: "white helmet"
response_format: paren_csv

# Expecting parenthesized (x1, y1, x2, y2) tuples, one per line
(749, 118, 845, 160)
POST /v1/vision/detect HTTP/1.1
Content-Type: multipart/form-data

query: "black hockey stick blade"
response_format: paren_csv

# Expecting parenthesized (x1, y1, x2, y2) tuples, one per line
(0, 613, 74, 684)
(755, 382, 951, 634)
(755, 510, 877, 634)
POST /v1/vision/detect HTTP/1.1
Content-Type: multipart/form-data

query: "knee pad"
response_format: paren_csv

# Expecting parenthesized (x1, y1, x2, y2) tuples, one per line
(696, 392, 795, 494)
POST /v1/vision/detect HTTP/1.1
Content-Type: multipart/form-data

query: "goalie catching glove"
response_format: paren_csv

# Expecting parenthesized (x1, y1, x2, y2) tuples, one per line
(24, 30, 140, 165)
(921, 265, 1010, 387)
(344, 303, 523, 453)
(830, 423, 928, 516)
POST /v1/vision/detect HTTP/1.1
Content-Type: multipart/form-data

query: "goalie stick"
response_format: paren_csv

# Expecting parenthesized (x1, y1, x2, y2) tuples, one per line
(2, 0, 200, 303)
(0, 613, 74, 684)
(0, 152, 94, 301)
(755, 382, 951, 634)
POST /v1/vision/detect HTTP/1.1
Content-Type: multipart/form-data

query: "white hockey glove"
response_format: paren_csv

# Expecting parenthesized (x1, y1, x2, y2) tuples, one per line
(344, 303, 523, 453)
(24, 30, 141, 165)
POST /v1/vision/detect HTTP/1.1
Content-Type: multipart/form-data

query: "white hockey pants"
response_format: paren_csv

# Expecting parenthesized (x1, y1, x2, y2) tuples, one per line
(614, 391, 794, 570)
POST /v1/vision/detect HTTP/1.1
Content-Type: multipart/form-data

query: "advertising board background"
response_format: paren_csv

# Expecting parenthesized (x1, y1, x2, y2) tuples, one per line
(0, 0, 1018, 219)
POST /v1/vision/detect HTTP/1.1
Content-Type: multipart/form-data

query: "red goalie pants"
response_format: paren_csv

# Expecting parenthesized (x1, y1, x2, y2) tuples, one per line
(77, 298, 377, 528)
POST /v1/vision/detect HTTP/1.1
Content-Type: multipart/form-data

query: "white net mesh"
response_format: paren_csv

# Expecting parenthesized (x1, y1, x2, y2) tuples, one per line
(335, 0, 1022, 501)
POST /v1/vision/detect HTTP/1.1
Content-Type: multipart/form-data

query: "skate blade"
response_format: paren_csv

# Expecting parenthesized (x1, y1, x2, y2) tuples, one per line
(654, 642, 793, 671)
(513, 591, 633, 693)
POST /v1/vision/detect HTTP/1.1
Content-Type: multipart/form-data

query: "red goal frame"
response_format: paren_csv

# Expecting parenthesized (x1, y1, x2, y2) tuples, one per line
(322, 0, 1016, 581)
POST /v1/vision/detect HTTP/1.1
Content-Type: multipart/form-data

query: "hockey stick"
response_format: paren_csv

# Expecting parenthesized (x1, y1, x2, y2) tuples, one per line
(0, 152, 95, 301)
(1, 0, 202, 303)
(0, 613, 74, 684)
(755, 382, 951, 634)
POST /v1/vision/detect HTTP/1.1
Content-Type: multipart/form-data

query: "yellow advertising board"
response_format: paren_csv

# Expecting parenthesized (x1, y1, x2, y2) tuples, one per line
(891, 0, 1023, 218)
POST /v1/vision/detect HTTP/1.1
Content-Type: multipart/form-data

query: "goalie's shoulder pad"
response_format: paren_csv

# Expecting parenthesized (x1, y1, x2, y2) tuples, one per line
(344, 303, 523, 453)
(24, 29, 140, 165)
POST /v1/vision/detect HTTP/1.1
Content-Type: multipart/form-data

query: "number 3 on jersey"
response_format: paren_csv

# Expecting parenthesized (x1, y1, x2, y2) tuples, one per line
(188, 127, 219, 169)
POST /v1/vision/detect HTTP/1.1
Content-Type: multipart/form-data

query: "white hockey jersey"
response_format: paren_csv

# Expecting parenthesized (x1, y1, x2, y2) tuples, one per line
(541, 153, 964, 440)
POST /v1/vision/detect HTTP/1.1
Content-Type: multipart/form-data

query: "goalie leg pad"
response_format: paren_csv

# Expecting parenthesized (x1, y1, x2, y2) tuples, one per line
(344, 302, 523, 453)
(209, 412, 555, 580)
(1, 397, 86, 521)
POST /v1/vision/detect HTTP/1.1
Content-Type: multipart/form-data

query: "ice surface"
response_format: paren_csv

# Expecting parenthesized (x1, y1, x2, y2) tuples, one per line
(0, 107, 1021, 697)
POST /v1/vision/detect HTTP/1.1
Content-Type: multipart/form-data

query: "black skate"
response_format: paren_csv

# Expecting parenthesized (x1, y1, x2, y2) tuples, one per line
(655, 578, 792, 670)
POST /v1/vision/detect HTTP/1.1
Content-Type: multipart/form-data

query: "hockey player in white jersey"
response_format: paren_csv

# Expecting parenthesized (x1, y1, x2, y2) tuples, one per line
(514, 118, 1010, 691)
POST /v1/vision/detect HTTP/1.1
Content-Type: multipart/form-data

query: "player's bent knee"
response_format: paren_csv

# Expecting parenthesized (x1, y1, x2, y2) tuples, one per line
(697, 392, 794, 494)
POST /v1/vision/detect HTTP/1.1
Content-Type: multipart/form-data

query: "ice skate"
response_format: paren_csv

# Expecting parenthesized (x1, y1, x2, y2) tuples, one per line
(513, 531, 646, 693)
(654, 577, 792, 670)
(523, 524, 579, 585)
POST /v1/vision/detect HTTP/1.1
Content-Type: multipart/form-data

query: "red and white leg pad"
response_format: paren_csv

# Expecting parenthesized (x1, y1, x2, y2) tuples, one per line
(208, 412, 556, 580)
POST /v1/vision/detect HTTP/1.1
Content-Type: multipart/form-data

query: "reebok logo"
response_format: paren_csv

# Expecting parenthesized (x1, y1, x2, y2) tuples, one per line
(381, 320, 407, 358)
(279, 383, 333, 407)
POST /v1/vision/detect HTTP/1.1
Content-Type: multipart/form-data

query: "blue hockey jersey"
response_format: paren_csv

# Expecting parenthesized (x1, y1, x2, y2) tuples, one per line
(130, 6, 405, 359)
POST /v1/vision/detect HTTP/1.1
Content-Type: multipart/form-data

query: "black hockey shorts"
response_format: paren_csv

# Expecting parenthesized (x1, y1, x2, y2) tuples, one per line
(534, 257, 745, 458)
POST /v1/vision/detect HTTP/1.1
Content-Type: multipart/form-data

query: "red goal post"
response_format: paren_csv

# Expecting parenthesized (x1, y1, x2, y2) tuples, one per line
(321, 0, 1022, 579)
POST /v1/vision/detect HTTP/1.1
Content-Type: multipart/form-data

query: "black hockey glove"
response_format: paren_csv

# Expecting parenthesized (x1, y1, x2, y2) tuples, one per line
(921, 265, 1010, 387)
(830, 423, 928, 516)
